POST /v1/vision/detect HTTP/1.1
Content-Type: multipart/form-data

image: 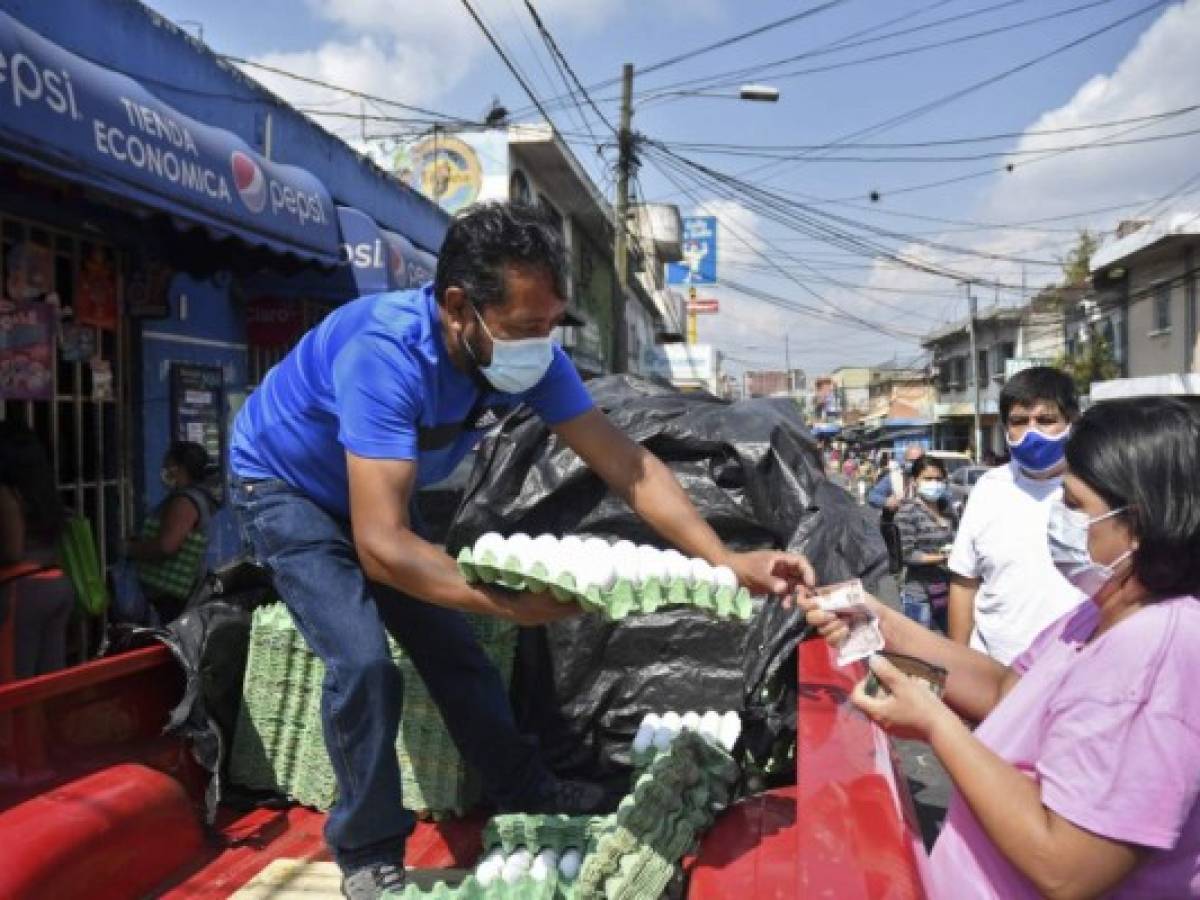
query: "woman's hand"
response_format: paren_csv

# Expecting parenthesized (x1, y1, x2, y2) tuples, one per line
(851, 654, 955, 742)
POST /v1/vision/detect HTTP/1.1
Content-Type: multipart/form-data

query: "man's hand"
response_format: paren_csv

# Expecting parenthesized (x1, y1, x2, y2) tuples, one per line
(727, 549, 816, 600)
(487, 586, 583, 627)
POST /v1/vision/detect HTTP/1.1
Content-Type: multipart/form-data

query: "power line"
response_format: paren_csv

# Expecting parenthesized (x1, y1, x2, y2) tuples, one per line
(457, 0, 564, 135)
(522, 0, 616, 134)
(223, 55, 477, 124)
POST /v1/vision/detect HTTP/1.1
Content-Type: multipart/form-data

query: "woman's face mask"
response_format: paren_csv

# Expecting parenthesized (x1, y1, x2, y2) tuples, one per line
(1046, 498, 1133, 597)
(917, 480, 948, 503)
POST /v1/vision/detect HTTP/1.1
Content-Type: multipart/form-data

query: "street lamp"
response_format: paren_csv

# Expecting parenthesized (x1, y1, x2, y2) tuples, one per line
(612, 66, 781, 372)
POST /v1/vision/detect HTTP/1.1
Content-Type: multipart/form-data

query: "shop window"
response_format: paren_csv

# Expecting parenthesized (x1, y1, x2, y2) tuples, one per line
(993, 342, 1015, 377)
(1153, 283, 1171, 332)
(0, 212, 129, 585)
(510, 169, 533, 206)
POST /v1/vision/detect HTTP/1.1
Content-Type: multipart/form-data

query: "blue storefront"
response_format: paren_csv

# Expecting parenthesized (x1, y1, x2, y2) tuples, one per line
(0, 6, 447, 579)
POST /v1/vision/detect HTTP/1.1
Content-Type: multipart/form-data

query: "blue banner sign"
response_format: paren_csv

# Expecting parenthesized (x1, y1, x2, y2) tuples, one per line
(666, 216, 718, 285)
(0, 12, 339, 261)
(336, 206, 390, 296)
(381, 230, 437, 290)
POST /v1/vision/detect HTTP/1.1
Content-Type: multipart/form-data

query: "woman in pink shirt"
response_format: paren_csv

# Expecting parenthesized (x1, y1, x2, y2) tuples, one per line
(803, 396, 1200, 898)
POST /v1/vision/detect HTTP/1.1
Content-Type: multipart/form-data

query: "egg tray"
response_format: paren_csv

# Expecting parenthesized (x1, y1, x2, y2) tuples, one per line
(482, 814, 611, 858)
(573, 731, 741, 900)
(456, 548, 755, 622)
(383, 874, 563, 900)
(229, 603, 517, 817)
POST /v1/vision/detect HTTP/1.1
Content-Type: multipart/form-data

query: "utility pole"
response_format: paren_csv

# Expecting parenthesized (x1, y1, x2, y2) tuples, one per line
(612, 63, 634, 374)
(784, 333, 792, 393)
(966, 283, 983, 461)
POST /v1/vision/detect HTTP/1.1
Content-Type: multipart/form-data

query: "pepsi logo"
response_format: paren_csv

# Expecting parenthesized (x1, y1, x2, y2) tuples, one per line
(231, 150, 266, 213)
(389, 244, 407, 282)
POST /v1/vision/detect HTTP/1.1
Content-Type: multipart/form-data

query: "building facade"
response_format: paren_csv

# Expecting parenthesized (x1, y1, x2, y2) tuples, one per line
(0, 2, 448, 577)
(1090, 214, 1200, 384)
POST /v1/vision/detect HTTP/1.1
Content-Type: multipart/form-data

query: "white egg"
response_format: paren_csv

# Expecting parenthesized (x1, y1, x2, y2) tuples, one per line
(504, 532, 533, 567)
(558, 848, 583, 880)
(661, 710, 683, 734)
(719, 711, 742, 750)
(652, 725, 674, 751)
(641, 712, 661, 732)
(476, 848, 506, 886)
(688, 558, 715, 587)
(700, 710, 722, 739)
(502, 848, 533, 883)
(530, 849, 558, 882)
(631, 722, 655, 753)
(530, 534, 560, 571)
(560, 535, 585, 555)
(681, 711, 701, 732)
(474, 532, 504, 560)
(636, 545, 667, 584)
(581, 538, 616, 587)
(609, 540, 639, 582)
(661, 549, 690, 582)
(713, 565, 739, 591)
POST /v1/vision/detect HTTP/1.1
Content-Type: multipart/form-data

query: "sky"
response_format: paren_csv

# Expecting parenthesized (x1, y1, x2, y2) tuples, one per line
(142, 0, 1200, 376)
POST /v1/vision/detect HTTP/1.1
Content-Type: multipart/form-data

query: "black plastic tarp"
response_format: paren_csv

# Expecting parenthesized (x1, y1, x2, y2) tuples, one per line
(445, 375, 889, 780)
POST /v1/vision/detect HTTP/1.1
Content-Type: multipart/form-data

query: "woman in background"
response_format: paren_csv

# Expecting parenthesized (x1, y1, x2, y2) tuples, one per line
(895, 456, 957, 631)
(0, 419, 75, 679)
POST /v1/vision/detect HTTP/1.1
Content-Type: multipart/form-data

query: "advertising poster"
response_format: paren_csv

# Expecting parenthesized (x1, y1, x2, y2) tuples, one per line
(666, 217, 718, 285)
(170, 363, 225, 478)
(0, 301, 54, 400)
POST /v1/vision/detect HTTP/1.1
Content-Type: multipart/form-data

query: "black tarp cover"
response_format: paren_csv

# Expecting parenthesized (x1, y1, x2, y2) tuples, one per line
(445, 375, 889, 779)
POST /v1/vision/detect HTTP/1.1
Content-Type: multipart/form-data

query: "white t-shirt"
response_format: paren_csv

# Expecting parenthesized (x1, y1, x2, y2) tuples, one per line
(947, 462, 1085, 664)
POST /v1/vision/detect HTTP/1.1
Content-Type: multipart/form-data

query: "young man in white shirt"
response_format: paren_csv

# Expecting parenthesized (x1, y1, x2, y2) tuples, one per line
(946, 367, 1085, 664)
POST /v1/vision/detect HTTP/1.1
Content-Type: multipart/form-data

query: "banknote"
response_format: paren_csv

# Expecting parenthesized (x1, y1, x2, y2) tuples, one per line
(814, 578, 884, 666)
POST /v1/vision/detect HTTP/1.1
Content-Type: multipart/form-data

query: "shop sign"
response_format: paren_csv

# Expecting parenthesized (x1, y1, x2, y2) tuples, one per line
(0, 300, 54, 399)
(381, 230, 436, 290)
(246, 295, 303, 347)
(666, 217, 718, 285)
(0, 12, 338, 255)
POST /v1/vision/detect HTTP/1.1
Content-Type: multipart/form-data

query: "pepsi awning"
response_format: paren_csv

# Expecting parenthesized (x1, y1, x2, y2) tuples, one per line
(0, 11, 340, 265)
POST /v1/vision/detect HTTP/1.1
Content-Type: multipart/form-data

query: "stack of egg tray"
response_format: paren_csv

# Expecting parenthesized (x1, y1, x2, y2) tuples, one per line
(456, 547, 754, 622)
(229, 602, 517, 816)
(388, 731, 739, 899)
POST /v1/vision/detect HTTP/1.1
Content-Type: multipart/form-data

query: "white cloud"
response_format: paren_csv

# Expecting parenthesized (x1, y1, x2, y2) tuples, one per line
(860, 0, 1200, 325)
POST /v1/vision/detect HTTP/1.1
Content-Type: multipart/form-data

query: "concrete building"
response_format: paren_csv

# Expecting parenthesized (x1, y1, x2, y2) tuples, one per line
(923, 293, 1070, 456)
(387, 124, 683, 377)
(1089, 213, 1200, 384)
(857, 365, 935, 452)
(830, 366, 873, 424)
(742, 368, 805, 399)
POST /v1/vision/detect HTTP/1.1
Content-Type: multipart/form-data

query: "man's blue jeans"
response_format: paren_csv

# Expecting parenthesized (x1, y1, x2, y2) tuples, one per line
(231, 478, 551, 869)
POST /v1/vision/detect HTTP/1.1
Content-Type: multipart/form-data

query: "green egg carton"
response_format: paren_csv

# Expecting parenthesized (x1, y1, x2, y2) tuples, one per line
(457, 547, 756, 623)
(482, 813, 603, 857)
(385, 873, 564, 900)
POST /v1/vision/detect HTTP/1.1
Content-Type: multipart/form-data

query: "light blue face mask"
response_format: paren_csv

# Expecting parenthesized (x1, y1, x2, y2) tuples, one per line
(917, 481, 948, 503)
(469, 306, 555, 394)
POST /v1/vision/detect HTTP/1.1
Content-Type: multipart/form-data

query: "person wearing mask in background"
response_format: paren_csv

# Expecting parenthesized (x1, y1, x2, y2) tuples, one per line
(870, 444, 926, 576)
(868, 444, 925, 512)
(946, 367, 1084, 664)
(799, 397, 1200, 899)
(0, 420, 74, 679)
(896, 456, 957, 631)
(114, 441, 217, 626)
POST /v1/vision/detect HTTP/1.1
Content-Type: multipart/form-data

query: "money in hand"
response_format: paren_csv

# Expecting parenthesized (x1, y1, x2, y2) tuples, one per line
(814, 578, 885, 666)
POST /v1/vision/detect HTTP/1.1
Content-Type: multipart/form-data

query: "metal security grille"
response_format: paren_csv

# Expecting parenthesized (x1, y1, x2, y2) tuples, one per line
(0, 213, 130, 574)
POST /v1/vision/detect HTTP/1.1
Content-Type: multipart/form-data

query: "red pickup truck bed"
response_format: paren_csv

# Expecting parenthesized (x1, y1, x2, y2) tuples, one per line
(0, 640, 928, 898)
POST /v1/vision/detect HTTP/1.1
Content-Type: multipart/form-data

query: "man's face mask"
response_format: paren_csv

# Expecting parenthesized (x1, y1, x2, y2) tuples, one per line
(464, 304, 554, 394)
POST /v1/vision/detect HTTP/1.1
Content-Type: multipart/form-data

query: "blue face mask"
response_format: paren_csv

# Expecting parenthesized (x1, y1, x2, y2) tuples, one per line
(1007, 425, 1070, 475)
(469, 306, 555, 394)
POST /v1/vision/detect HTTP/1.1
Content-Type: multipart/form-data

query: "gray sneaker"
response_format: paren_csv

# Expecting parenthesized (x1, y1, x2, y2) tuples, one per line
(340, 861, 407, 900)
